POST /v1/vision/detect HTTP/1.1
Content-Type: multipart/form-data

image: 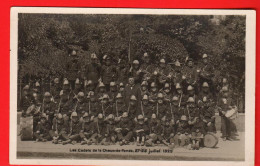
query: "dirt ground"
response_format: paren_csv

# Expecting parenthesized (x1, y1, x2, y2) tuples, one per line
(16, 131, 245, 161)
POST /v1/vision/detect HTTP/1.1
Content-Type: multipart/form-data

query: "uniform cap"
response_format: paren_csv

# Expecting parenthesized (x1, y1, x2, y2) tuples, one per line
(23, 85, 30, 90)
(91, 53, 97, 59)
(222, 98, 227, 104)
(157, 93, 164, 98)
(181, 115, 187, 121)
(151, 113, 156, 119)
(103, 55, 108, 60)
(35, 82, 40, 87)
(164, 83, 170, 88)
(83, 112, 89, 118)
(202, 82, 209, 87)
(110, 82, 116, 87)
(222, 86, 228, 92)
(161, 116, 166, 121)
(202, 54, 208, 59)
(223, 78, 227, 83)
(75, 78, 80, 84)
(103, 94, 109, 99)
(63, 79, 69, 85)
(71, 112, 78, 117)
(203, 96, 207, 102)
(98, 113, 103, 119)
(71, 50, 77, 56)
(116, 93, 123, 99)
(59, 90, 64, 96)
(187, 85, 194, 91)
(54, 78, 59, 84)
(41, 113, 47, 119)
(142, 94, 149, 100)
(160, 59, 166, 63)
(87, 80, 93, 85)
(78, 92, 84, 97)
(137, 114, 144, 120)
(172, 96, 179, 101)
(141, 81, 148, 86)
(143, 52, 149, 57)
(88, 91, 95, 96)
(32, 92, 38, 98)
(122, 112, 128, 118)
(153, 71, 158, 75)
(98, 82, 105, 88)
(57, 113, 63, 120)
(119, 82, 124, 87)
(187, 97, 195, 103)
(107, 114, 114, 120)
(44, 92, 51, 97)
(151, 82, 156, 88)
(130, 95, 137, 101)
(175, 60, 181, 67)
(176, 83, 181, 89)
(133, 60, 139, 65)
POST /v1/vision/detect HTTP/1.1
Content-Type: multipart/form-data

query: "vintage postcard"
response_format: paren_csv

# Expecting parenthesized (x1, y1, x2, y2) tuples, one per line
(10, 7, 255, 165)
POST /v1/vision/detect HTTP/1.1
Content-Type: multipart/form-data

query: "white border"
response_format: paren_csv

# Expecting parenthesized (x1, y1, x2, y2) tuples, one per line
(10, 7, 256, 166)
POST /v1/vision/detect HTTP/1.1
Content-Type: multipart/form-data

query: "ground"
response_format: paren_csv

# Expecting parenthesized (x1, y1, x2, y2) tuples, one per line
(17, 131, 245, 161)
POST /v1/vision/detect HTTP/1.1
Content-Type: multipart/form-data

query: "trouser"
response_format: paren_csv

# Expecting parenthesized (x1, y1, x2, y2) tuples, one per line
(117, 131, 133, 141)
(173, 133, 190, 146)
(221, 116, 231, 137)
(135, 131, 146, 138)
(49, 130, 69, 140)
(191, 132, 203, 141)
(79, 132, 92, 140)
(69, 134, 81, 141)
(34, 132, 52, 141)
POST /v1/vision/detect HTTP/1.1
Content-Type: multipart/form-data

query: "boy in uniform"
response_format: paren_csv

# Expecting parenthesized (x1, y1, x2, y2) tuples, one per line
(174, 115, 190, 147)
(115, 112, 134, 146)
(34, 113, 51, 142)
(113, 93, 127, 118)
(134, 115, 149, 146)
(101, 114, 117, 145)
(80, 112, 96, 145)
(190, 116, 206, 150)
(49, 113, 70, 144)
(139, 94, 154, 120)
(63, 112, 83, 145)
(41, 92, 57, 126)
(127, 95, 140, 120)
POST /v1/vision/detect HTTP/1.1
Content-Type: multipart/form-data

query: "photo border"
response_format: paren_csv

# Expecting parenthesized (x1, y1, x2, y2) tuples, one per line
(10, 7, 256, 165)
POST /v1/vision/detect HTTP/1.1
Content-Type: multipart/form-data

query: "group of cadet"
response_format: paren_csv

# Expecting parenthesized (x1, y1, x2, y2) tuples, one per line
(19, 51, 236, 150)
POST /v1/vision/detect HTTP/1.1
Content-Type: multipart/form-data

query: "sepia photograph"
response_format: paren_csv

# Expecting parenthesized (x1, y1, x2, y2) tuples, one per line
(9, 8, 255, 165)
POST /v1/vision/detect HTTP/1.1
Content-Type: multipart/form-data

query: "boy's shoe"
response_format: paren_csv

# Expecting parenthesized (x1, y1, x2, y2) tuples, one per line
(223, 137, 227, 141)
(168, 143, 175, 149)
(119, 141, 124, 146)
(52, 139, 58, 144)
(104, 142, 110, 146)
(62, 140, 71, 145)
(141, 141, 145, 146)
(42, 139, 47, 142)
(226, 137, 233, 141)
(137, 142, 141, 146)
(72, 141, 77, 145)
(88, 141, 92, 145)
(81, 141, 87, 145)
(35, 139, 39, 142)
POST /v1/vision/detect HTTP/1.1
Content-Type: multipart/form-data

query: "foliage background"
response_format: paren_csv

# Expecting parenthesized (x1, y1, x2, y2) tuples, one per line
(18, 14, 245, 92)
